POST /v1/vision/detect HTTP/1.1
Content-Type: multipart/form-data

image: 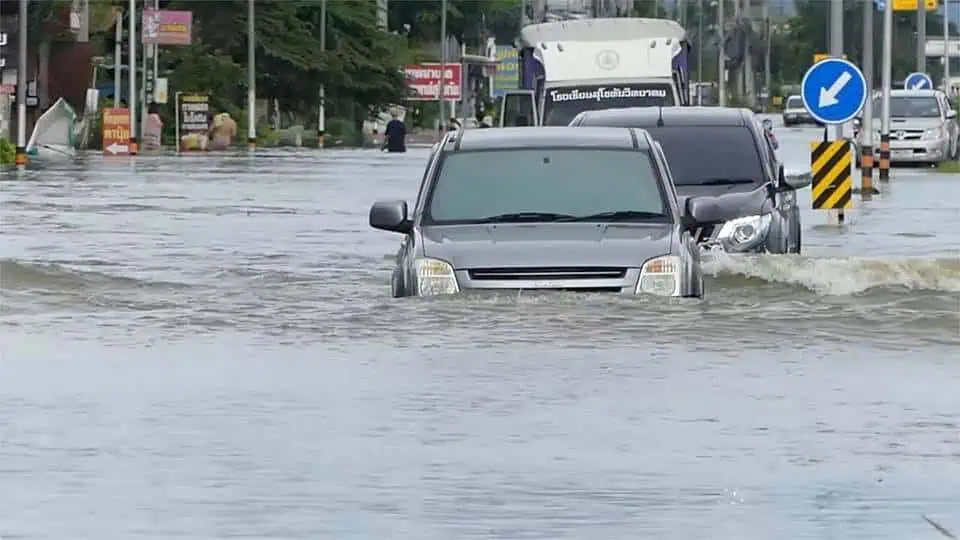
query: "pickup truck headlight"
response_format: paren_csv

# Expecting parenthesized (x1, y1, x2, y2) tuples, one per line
(636, 255, 681, 296)
(415, 257, 459, 296)
(923, 126, 945, 139)
(716, 214, 773, 252)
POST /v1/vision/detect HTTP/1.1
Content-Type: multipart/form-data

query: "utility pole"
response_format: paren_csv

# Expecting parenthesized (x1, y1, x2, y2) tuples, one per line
(114, 8, 121, 107)
(247, 0, 256, 149)
(697, 0, 704, 104)
(916, 0, 926, 72)
(860, 0, 877, 198)
(718, 0, 726, 105)
(880, 0, 893, 183)
(15, 0, 27, 166)
(944, 0, 950, 87)
(438, 0, 447, 137)
(763, 0, 771, 112)
(743, 0, 754, 107)
(829, 0, 843, 141)
(318, 0, 326, 149)
(128, 0, 137, 154)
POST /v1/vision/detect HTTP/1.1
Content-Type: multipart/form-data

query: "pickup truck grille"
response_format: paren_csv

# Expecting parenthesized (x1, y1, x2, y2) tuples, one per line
(467, 266, 627, 281)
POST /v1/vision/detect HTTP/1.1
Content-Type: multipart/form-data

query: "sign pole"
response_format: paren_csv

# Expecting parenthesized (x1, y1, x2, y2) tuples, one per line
(174, 91, 180, 153)
(828, 0, 844, 224)
(15, 0, 27, 166)
(247, 0, 256, 149)
(879, 0, 893, 183)
(128, 0, 138, 155)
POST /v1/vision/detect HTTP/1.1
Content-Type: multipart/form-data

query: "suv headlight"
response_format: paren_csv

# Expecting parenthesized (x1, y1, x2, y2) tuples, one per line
(923, 126, 945, 139)
(716, 214, 773, 251)
(636, 255, 681, 296)
(415, 257, 459, 296)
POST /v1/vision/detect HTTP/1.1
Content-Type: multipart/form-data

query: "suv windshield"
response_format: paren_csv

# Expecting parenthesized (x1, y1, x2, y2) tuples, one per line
(542, 84, 676, 126)
(425, 148, 669, 225)
(786, 96, 803, 109)
(643, 126, 766, 186)
(872, 96, 942, 118)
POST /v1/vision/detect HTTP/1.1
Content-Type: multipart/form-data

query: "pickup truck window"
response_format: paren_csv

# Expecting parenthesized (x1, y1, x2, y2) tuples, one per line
(644, 126, 767, 186)
(872, 96, 942, 118)
(424, 148, 669, 225)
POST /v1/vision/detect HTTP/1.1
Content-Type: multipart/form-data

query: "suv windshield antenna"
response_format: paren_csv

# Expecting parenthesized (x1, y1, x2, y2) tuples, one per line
(656, 105, 665, 127)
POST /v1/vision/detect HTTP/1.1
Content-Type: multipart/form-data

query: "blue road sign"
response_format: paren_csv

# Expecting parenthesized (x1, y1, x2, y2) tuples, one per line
(904, 72, 934, 90)
(800, 58, 868, 125)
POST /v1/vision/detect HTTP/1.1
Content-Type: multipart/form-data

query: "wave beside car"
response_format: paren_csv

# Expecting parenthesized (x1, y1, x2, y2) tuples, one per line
(368, 127, 745, 298)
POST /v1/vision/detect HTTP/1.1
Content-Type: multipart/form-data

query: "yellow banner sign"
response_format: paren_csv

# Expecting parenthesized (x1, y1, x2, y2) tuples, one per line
(891, 0, 938, 11)
(813, 53, 848, 64)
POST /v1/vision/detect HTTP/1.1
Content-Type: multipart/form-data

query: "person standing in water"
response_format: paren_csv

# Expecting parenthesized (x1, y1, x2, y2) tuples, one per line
(208, 112, 238, 150)
(382, 109, 407, 153)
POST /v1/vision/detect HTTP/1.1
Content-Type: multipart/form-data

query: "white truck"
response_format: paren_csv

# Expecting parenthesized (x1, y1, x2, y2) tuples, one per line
(499, 18, 691, 127)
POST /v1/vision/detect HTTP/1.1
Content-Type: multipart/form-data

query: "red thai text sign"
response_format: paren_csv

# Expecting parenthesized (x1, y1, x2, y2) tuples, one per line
(405, 63, 462, 101)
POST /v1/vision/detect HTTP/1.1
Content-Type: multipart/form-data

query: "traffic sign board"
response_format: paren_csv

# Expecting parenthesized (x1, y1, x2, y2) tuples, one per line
(903, 72, 933, 90)
(801, 58, 868, 125)
(102, 108, 131, 156)
(891, 0, 937, 10)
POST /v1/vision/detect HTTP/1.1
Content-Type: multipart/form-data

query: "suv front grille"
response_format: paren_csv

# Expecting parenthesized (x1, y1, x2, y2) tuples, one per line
(467, 266, 627, 281)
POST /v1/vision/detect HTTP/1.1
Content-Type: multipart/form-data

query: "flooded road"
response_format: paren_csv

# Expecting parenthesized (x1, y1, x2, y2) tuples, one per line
(2, 122, 959, 539)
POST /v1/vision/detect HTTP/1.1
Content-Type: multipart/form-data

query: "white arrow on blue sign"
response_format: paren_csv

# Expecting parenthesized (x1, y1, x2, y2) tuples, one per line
(903, 72, 933, 90)
(800, 58, 868, 125)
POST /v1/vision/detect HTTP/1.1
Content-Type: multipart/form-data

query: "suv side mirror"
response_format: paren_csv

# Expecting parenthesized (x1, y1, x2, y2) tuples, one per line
(369, 200, 411, 234)
(946, 110, 957, 120)
(683, 196, 726, 228)
(782, 166, 813, 190)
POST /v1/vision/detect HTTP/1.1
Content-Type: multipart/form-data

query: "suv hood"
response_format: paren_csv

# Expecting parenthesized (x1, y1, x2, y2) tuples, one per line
(421, 223, 673, 269)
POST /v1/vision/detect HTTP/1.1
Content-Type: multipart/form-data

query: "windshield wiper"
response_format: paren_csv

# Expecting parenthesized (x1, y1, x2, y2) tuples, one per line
(681, 178, 756, 186)
(566, 210, 664, 222)
(475, 212, 578, 223)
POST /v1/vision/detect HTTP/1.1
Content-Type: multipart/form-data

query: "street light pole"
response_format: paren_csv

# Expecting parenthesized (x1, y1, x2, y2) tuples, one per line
(916, 0, 926, 72)
(318, 0, 326, 149)
(860, 0, 876, 198)
(697, 0, 704, 104)
(717, 0, 726, 106)
(880, 0, 893, 183)
(438, 0, 447, 136)
(247, 0, 256, 149)
(15, 0, 27, 166)
(944, 0, 950, 87)
(128, 0, 137, 154)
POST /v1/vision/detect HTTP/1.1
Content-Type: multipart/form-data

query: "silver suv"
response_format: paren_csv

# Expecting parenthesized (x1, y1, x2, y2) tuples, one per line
(860, 89, 960, 164)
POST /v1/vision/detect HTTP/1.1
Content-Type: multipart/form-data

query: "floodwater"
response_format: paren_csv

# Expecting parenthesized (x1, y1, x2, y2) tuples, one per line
(1, 121, 959, 539)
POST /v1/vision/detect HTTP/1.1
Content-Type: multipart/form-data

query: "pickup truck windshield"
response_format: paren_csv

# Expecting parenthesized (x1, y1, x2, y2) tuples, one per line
(872, 96, 942, 118)
(644, 126, 766, 186)
(425, 149, 669, 225)
(542, 84, 676, 126)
